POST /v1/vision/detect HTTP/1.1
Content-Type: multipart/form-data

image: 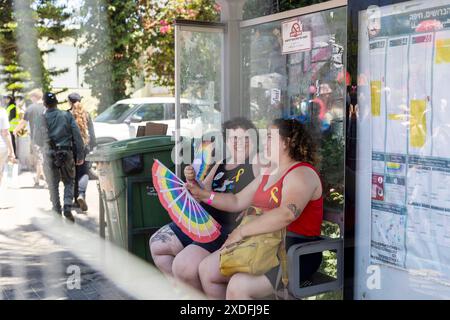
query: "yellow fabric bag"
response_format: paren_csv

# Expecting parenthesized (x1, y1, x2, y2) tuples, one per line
(219, 207, 288, 288)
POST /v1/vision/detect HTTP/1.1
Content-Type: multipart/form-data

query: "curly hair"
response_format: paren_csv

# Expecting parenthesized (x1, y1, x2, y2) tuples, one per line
(71, 102, 90, 146)
(272, 118, 319, 166)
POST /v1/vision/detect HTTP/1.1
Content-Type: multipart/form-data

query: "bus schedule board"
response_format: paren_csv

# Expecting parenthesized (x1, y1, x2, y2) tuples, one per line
(358, 0, 450, 293)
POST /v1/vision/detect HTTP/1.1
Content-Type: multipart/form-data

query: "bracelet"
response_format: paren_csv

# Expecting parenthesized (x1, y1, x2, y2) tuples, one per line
(206, 191, 215, 205)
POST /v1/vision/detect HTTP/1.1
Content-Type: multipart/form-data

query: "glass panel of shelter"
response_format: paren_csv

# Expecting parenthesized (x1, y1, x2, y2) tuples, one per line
(178, 28, 224, 139)
(240, 7, 347, 210)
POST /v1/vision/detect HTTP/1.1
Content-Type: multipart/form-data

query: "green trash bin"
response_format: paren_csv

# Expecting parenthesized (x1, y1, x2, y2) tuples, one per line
(87, 135, 175, 263)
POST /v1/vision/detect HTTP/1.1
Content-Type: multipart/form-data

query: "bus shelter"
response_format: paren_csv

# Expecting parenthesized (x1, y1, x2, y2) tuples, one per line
(173, 0, 450, 299)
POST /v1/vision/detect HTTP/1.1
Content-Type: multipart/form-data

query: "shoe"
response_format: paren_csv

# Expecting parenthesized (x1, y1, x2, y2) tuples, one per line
(52, 207, 62, 215)
(63, 206, 75, 223)
(77, 195, 88, 212)
(64, 211, 75, 223)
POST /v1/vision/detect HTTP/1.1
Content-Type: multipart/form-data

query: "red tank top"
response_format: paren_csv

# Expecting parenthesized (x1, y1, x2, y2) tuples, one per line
(252, 162, 323, 237)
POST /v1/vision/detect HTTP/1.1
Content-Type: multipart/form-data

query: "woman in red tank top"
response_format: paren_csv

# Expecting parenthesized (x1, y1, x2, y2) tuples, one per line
(188, 118, 323, 300)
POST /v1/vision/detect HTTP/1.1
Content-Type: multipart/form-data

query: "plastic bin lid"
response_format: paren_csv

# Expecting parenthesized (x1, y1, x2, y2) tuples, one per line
(87, 135, 175, 162)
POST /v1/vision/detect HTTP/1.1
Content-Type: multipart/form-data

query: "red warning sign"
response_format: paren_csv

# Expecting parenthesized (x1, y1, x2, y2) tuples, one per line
(282, 19, 311, 54)
(290, 22, 302, 38)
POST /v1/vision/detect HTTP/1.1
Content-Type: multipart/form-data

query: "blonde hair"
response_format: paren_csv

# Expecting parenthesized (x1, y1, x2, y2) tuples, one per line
(71, 102, 90, 146)
(28, 89, 43, 100)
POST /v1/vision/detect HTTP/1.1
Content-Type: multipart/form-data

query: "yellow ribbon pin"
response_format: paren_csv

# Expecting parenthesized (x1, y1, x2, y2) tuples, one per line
(270, 187, 279, 204)
(234, 168, 245, 183)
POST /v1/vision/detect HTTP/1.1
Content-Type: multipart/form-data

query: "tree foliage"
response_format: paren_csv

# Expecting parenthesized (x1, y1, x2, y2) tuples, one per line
(0, 0, 26, 95)
(0, 0, 74, 95)
(79, 0, 144, 112)
(79, 0, 219, 111)
(35, 0, 75, 91)
(140, 0, 220, 90)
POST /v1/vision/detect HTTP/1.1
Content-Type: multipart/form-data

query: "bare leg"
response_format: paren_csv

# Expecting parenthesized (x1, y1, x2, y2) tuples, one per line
(149, 224, 184, 275)
(36, 161, 43, 182)
(33, 146, 44, 184)
(226, 273, 273, 300)
(172, 245, 210, 292)
(198, 250, 230, 299)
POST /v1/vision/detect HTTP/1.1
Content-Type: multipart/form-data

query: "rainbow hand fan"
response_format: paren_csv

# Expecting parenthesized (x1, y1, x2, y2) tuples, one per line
(152, 159, 221, 243)
(192, 141, 215, 182)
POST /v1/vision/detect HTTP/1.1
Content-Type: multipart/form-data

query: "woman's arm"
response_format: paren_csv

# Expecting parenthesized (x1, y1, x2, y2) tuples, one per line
(187, 175, 262, 213)
(224, 167, 320, 245)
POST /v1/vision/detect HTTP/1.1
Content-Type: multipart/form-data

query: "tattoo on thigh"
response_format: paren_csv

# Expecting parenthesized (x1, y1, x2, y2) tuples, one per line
(287, 204, 301, 219)
(150, 225, 175, 244)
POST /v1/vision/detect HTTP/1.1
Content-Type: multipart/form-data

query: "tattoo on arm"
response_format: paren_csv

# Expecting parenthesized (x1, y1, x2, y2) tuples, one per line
(287, 204, 301, 219)
(150, 225, 176, 244)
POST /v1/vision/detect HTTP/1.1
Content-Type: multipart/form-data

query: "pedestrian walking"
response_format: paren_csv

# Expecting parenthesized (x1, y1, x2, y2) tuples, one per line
(68, 92, 96, 212)
(14, 89, 46, 187)
(37, 92, 84, 222)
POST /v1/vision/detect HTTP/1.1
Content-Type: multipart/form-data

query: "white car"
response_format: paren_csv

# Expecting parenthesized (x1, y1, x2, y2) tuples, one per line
(93, 97, 221, 144)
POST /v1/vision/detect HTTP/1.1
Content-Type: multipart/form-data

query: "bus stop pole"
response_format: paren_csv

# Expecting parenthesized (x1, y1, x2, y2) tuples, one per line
(218, 0, 246, 120)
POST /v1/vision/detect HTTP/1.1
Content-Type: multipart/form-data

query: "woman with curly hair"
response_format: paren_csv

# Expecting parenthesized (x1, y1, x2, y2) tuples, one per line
(187, 118, 323, 299)
(68, 93, 96, 212)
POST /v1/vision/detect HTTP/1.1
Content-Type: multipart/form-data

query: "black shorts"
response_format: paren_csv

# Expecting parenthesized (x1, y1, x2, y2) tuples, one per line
(265, 236, 323, 289)
(168, 222, 230, 253)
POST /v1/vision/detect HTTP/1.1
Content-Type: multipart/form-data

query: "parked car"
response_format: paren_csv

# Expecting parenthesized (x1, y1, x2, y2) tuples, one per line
(93, 97, 220, 144)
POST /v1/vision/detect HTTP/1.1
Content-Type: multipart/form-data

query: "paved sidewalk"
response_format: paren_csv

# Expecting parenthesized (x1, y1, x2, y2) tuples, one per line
(0, 171, 133, 300)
